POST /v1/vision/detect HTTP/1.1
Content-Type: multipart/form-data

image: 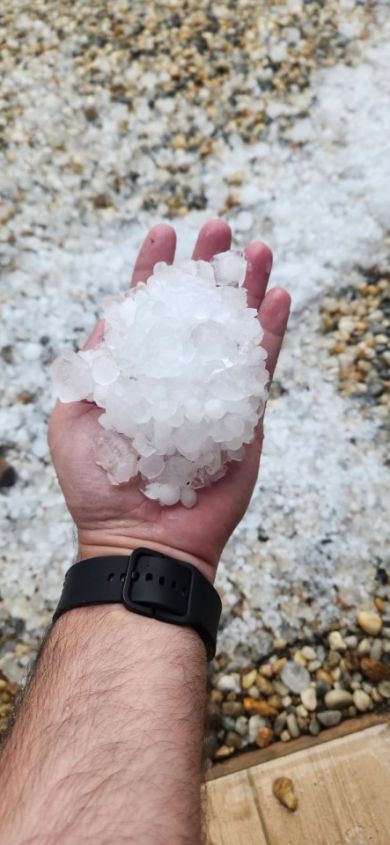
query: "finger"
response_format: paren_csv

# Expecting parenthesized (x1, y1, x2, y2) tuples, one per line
(259, 286, 291, 381)
(243, 242, 273, 309)
(192, 219, 231, 260)
(130, 223, 176, 287)
(83, 225, 177, 350)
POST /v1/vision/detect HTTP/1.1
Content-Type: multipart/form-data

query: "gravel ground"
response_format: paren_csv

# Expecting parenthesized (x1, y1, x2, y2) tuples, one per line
(0, 0, 389, 759)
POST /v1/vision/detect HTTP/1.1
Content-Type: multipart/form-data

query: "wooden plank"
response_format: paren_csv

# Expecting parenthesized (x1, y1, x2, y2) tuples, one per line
(249, 722, 390, 845)
(207, 710, 390, 781)
(204, 769, 269, 845)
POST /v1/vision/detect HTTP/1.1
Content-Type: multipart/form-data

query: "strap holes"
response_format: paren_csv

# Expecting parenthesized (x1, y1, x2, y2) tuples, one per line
(171, 580, 177, 590)
(181, 587, 188, 596)
(146, 572, 153, 581)
(108, 573, 115, 582)
(131, 571, 140, 581)
(120, 573, 126, 583)
(159, 576, 165, 586)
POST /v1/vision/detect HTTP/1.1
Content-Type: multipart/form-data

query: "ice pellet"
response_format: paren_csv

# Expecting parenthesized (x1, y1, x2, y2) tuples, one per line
(50, 251, 269, 507)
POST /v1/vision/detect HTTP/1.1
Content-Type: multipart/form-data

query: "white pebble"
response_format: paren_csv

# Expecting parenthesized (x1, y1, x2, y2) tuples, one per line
(301, 687, 317, 711)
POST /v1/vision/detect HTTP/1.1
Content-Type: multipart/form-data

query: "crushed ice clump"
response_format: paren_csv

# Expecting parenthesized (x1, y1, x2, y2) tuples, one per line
(51, 250, 269, 507)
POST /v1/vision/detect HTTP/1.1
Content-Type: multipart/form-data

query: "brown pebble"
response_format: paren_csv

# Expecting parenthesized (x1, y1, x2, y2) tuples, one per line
(360, 657, 390, 682)
(255, 727, 273, 749)
(273, 658, 287, 674)
(375, 597, 386, 613)
(268, 694, 282, 710)
(316, 669, 333, 685)
(272, 776, 298, 812)
(222, 701, 244, 717)
(243, 697, 278, 718)
(259, 663, 273, 678)
(256, 675, 274, 696)
(92, 193, 112, 209)
(210, 689, 223, 703)
(357, 611, 382, 637)
(344, 650, 360, 672)
(242, 669, 257, 690)
(214, 745, 235, 760)
(16, 391, 35, 404)
(226, 691, 237, 702)
(225, 731, 242, 750)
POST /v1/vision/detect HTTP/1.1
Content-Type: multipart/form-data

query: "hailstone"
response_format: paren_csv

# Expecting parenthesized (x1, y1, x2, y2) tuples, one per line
(51, 250, 269, 507)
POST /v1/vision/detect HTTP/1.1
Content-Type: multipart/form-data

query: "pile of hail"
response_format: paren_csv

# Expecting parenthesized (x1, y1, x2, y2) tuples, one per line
(51, 251, 269, 508)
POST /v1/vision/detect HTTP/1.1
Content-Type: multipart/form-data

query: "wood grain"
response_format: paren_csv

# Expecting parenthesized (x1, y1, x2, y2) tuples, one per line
(205, 769, 268, 845)
(204, 718, 390, 845)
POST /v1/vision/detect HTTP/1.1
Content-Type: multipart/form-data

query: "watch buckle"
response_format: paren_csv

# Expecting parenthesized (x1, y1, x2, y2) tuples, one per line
(121, 548, 192, 622)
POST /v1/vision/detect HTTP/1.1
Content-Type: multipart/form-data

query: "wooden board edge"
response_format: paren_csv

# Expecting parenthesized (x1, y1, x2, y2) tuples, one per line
(205, 709, 390, 782)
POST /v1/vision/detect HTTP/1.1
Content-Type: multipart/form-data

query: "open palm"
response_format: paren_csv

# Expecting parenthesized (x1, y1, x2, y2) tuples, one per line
(48, 220, 290, 583)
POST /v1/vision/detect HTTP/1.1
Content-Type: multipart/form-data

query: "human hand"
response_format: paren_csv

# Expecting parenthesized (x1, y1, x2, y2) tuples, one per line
(48, 220, 290, 582)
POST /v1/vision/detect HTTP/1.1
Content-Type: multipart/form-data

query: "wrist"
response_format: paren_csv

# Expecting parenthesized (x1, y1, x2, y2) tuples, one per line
(52, 602, 206, 667)
(77, 532, 217, 583)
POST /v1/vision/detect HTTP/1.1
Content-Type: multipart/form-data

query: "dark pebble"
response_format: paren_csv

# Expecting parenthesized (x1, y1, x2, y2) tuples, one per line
(0, 458, 17, 488)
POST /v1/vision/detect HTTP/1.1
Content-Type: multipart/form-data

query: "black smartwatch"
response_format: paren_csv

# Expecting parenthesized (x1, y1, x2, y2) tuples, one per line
(53, 548, 222, 660)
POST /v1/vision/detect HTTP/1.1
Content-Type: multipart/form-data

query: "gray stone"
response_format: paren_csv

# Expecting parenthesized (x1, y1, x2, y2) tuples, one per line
(274, 712, 287, 737)
(316, 680, 331, 699)
(222, 701, 244, 717)
(370, 639, 383, 660)
(280, 661, 310, 694)
(221, 716, 236, 731)
(286, 713, 300, 738)
(235, 716, 249, 736)
(317, 710, 342, 728)
(273, 680, 289, 697)
(345, 635, 358, 648)
(309, 718, 320, 736)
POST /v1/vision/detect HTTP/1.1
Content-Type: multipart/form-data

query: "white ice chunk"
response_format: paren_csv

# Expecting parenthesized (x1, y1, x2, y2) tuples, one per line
(138, 454, 165, 479)
(91, 352, 119, 386)
(159, 484, 181, 506)
(50, 248, 269, 508)
(212, 250, 247, 287)
(143, 482, 181, 506)
(180, 488, 197, 508)
(94, 431, 138, 485)
(50, 350, 93, 402)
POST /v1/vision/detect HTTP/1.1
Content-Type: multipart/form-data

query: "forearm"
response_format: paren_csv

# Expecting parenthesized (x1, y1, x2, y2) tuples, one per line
(0, 606, 207, 845)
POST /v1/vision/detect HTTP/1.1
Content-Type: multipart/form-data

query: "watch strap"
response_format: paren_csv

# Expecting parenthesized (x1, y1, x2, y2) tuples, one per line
(53, 549, 222, 660)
